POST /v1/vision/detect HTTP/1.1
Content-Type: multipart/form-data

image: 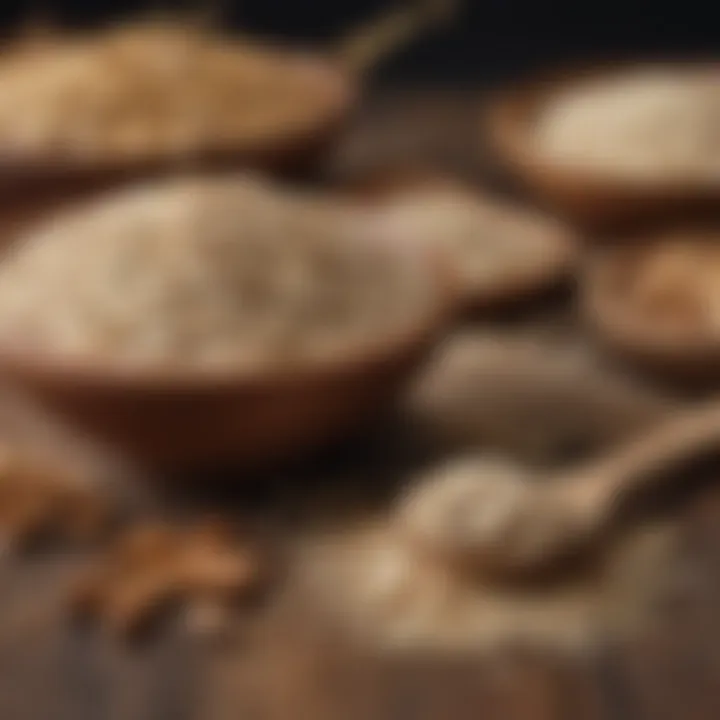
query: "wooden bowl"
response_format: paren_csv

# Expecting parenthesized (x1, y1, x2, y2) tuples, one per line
(0, 237, 454, 473)
(485, 60, 720, 231)
(0, 29, 356, 243)
(582, 231, 720, 383)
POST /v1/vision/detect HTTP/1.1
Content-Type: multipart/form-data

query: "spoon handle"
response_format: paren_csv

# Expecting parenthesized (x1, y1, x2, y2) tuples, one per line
(556, 400, 720, 529)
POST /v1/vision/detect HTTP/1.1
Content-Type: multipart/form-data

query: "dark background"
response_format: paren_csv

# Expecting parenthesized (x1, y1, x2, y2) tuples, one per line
(0, 1, 718, 82)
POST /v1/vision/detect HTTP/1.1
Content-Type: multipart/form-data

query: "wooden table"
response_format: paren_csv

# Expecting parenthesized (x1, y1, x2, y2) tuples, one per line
(1, 90, 719, 720)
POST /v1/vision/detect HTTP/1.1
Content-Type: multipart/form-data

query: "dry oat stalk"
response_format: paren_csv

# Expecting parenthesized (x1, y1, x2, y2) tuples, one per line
(336, 0, 461, 76)
(71, 517, 263, 638)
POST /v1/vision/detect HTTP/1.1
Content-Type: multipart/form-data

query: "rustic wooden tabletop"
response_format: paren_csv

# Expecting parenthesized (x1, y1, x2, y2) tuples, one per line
(1, 89, 719, 720)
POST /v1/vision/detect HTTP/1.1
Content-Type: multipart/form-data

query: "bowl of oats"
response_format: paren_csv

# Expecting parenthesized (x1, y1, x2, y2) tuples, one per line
(487, 61, 720, 229)
(0, 176, 453, 470)
(583, 229, 720, 380)
(0, 20, 356, 240)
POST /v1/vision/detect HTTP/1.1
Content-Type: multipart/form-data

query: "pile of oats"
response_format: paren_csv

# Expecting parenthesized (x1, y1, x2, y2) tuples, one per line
(0, 177, 434, 368)
(599, 236, 720, 332)
(368, 188, 571, 302)
(536, 69, 720, 181)
(0, 22, 343, 161)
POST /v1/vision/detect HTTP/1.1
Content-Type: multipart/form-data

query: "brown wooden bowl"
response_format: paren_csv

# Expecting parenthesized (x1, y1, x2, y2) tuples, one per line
(0, 239, 455, 473)
(341, 165, 577, 313)
(485, 60, 720, 232)
(0, 39, 356, 244)
(582, 231, 720, 384)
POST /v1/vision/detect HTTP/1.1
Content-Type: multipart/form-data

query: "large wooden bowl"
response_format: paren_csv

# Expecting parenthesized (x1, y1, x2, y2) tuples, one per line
(0, 241, 455, 473)
(485, 60, 720, 231)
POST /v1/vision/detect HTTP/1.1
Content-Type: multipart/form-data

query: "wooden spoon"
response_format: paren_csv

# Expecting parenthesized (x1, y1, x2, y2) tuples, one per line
(400, 401, 720, 578)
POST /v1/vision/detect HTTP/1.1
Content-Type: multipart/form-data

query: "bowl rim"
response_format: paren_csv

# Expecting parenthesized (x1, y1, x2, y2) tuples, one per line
(485, 55, 720, 196)
(0, 228, 458, 392)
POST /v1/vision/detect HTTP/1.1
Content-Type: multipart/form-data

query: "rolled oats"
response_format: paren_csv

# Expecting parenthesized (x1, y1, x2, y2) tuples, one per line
(0, 177, 435, 368)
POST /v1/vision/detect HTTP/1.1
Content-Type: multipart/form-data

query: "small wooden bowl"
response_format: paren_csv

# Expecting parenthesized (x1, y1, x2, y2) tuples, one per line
(583, 232, 720, 383)
(0, 239, 455, 473)
(486, 60, 720, 231)
(342, 165, 577, 313)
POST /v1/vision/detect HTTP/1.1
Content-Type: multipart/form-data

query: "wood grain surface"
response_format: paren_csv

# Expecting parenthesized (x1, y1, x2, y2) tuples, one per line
(0, 90, 718, 720)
